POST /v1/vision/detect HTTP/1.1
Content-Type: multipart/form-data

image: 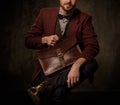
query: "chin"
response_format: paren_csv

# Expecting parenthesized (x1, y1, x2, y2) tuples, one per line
(64, 6, 73, 11)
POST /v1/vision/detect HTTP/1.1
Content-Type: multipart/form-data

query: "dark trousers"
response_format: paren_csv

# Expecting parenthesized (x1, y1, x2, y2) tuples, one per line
(33, 59, 98, 105)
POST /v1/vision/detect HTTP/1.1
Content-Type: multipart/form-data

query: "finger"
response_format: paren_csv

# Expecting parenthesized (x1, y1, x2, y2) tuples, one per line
(67, 78, 71, 88)
(52, 39, 57, 43)
(48, 42, 54, 46)
(70, 77, 74, 87)
(73, 77, 77, 84)
(76, 77, 79, 82)
(53, 35, 59, 41)
(51, 41, 56, 45)
(47, 40, 55, 46)
(49, 43, 55, 46)
(74, 76, 79, 84)
(51, 41, 56, 46)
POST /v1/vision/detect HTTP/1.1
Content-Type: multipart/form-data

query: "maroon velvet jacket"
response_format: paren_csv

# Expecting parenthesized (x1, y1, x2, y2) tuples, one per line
(25, 7, 100, 81)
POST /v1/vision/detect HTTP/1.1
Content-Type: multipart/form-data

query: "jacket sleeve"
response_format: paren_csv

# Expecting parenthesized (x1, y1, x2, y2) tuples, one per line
(25, 9, 45, 49)
(80, 16, 100, 61)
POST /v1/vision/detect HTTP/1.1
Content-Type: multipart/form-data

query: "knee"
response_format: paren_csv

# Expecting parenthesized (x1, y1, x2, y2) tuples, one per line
(81, 59, 98, 77)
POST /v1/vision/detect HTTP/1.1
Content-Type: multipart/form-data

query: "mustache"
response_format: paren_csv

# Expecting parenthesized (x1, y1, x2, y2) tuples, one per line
(64, 2, 72, 5)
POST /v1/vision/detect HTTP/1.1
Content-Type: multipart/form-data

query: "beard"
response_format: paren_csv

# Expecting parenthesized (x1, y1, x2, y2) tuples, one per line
(60, 3, 75, 12)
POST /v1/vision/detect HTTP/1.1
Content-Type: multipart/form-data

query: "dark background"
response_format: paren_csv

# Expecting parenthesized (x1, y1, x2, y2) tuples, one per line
(0, 0, 120, 104)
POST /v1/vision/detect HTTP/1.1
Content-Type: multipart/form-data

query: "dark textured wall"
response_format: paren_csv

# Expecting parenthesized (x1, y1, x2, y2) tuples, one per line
(1, 0, 120, 94)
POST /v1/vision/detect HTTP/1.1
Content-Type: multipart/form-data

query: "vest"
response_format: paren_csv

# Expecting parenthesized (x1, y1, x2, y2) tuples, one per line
(55, 18, 70, 40)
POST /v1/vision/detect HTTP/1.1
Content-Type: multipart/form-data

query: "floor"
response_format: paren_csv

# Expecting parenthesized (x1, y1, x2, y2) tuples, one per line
(1, 91, 120, 105)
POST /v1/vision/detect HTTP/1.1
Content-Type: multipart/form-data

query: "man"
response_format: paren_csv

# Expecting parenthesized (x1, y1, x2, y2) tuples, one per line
(25, 0, 100, 105)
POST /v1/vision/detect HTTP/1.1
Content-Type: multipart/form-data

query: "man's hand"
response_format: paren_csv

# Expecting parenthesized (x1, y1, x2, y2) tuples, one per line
(67, 63, 80, 88)
(42, 35, 59, 46)
(67, 58, 87, 88)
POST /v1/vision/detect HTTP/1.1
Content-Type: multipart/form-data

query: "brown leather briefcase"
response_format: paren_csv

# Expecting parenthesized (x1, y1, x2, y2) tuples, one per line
(36, 36, 82, 76)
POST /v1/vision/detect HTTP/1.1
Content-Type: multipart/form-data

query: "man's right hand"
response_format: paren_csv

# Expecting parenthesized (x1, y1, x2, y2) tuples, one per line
(42, 35, 59, 46)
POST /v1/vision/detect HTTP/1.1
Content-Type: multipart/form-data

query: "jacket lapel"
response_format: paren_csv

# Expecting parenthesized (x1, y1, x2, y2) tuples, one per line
(68, 9, 80, 38)
(48, 7, 59, 34)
